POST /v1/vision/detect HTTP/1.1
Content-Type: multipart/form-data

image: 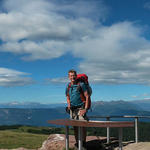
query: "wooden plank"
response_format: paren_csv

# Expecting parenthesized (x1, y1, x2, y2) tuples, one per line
(48, 119, 134, 128)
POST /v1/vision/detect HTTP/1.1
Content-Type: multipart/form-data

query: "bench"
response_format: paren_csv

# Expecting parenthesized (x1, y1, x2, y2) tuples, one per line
(48, 119, 134, 150)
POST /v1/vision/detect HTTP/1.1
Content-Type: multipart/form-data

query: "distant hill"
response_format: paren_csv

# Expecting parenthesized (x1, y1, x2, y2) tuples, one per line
(0, 102, 66, 109)
(90, 100, 150, 115)
(89, 100, 150, 122)
(0, 100, 150, 126)
(130, 99, 150, 112)
(0, 99, 150, 111)
(0, 108, 68, 126)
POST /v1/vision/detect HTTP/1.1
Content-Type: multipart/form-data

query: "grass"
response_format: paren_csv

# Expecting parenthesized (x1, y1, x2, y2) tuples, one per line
(0, 125, 76, 149)
(0, 129, 48, 149)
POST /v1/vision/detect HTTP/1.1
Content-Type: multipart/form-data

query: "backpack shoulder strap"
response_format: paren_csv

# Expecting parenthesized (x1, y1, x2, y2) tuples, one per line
(77, 82, 87, 92)
(77, 82, 82, 92)
(77, 82, 86, 98)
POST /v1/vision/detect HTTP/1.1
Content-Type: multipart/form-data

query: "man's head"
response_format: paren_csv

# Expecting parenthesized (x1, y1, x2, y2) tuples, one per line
(68, 69, 77, 84)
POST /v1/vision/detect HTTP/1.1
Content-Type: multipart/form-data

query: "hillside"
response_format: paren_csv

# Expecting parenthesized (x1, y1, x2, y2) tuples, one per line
(89, 100, 150, 117)
(130, 99, 150, 112)
(0, 108, 68, 126)
(0, 100, 150, 126)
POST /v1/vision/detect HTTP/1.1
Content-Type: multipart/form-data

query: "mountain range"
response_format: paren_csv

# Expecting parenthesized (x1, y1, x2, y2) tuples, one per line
(0, 99, 150, 126)
(0, 102, 66, 109)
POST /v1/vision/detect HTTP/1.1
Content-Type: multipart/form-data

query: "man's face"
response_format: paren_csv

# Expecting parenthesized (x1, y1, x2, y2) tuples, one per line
(68, 72, 77, 83)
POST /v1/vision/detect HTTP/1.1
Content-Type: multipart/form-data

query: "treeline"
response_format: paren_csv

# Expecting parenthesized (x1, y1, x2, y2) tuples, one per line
(88, 122, 150, 142)
(0, 122, 150, 142)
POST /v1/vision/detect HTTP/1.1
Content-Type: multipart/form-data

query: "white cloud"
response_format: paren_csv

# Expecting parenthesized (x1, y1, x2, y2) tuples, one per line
(1, 40, 69, 61)
(144, 2, 150, 10)
(48, 21, 150, 85)
(51, 0, 108, 22)
(131, 95, 138, 98)
(0, 0, 105, 60)
(72, 22, 150, 85)
(1, 0, 150, 85)
(0, 68, 34, 87)
(131, 93, 150, 99)
(45, 77, 69, 84)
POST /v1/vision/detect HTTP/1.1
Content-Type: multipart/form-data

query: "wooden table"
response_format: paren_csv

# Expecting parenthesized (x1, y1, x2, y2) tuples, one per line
(48, 119, 134, 150)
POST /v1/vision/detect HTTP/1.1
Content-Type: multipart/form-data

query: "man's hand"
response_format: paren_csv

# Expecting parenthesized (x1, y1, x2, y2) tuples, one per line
(79, 109, 87, 116)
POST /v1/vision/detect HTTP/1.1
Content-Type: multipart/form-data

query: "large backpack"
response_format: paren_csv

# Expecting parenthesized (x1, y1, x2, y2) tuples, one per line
(67, 74, 92, 109)
(76, 74, 92, 96)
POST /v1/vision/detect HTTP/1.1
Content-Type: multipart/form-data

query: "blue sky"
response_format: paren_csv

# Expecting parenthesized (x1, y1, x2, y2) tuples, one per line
(1, 0, 150, 104)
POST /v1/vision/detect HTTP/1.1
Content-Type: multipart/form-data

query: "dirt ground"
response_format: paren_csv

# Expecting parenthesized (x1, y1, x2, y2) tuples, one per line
(121, 142, 150, 150)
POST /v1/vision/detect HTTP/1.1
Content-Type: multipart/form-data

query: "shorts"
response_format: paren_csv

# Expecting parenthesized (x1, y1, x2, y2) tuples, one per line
(70, 107, 88, 121)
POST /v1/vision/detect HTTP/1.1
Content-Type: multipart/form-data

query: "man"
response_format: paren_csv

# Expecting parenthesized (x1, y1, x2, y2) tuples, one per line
(66, 69, 90, 149)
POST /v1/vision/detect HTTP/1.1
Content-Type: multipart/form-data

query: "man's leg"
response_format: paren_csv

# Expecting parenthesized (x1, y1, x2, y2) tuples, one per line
(74, 126, 86, 142)
(78, 109, 88, 149)
(74, 126, 78, 143)
(72, 108, 88, 149)
(82, 127, 87, 142)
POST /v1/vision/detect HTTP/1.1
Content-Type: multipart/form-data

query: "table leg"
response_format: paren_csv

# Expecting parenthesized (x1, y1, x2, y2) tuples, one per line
(106, 117, 110, 143)
(78, 126, 83, 150)
(65, 126, 69, 150)
(135, 117, 138, 143)
(118, 128, 123, 150)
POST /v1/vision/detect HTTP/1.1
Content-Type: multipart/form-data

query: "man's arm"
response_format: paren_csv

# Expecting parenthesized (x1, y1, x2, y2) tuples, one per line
(67, 95, 71, 109)
(84, 90, 90, 110)
(79, 90, 90, 116)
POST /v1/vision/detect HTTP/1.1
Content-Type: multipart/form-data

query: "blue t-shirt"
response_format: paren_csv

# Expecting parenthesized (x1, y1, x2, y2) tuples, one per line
(66, 82, 88, 107)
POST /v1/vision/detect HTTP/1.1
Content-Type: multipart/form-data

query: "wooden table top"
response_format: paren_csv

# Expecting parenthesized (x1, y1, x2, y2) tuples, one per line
(48, 119, 134, 128)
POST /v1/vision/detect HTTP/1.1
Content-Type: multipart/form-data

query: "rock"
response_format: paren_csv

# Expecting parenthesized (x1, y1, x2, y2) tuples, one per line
(39, 134, 107, 150)
(39, 134, 66, 150)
